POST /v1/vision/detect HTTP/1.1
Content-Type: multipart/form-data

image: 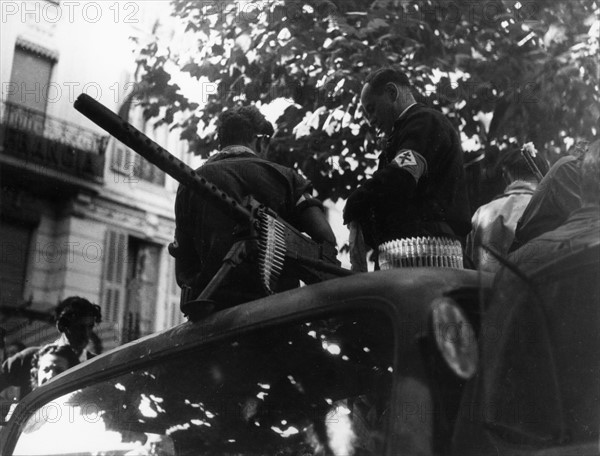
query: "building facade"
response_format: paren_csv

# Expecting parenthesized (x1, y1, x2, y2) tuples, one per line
(0, 1, 188, 354)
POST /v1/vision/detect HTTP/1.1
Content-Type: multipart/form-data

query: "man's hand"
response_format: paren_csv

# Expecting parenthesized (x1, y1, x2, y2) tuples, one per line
(343, 185, 376, 225)
(297, 206, 336, 245)
(348, 222, 369, 272)
(344, 164, 417, 225)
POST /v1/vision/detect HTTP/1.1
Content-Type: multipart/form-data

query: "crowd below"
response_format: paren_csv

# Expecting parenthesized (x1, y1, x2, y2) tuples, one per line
(0, 297, 102, 420)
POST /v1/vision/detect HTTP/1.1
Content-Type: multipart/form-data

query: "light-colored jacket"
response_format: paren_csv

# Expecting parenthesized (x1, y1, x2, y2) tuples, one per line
(467, 180, 537, 273)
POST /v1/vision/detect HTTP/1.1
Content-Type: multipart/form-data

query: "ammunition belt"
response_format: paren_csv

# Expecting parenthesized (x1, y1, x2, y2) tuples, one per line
(378, 237, 464, 269)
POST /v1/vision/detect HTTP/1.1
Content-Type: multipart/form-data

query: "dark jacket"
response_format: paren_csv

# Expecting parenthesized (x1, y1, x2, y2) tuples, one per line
(173, 146, 313, 306)
(348, 103, 471, 248)
(508, 206, 600, 271)
(510, 155, 582, 252)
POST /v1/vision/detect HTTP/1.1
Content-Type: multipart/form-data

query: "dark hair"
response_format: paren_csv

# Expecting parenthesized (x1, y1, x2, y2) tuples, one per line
(217, 106, 274, 148)
(30, 344, 80, 389)
(580, 139, 600, 205)
(54, 296, 102, 333)
(364, 68, 411, 94)
(496, 146, 537, 181)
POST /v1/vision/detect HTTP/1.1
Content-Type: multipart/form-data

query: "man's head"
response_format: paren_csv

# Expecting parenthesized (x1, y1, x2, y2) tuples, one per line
(54, 297, 102, 355)
(217, 106, 274, 154)
(580, 139, 600, 206)
(497, 146, 538, 185)
(360, 68, 415, 136)
(30, 344, 80, 388)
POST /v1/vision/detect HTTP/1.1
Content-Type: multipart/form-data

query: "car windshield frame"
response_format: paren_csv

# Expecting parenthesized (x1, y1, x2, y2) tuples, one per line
(2, 296, 406, 456)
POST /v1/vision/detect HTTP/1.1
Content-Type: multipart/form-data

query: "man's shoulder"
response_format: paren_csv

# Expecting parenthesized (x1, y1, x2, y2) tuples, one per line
(504, 180, 537, 195)
(472, 198, 507, 224)
(202, 153, 302, 181)
(545, 155, 580, 180)
(396, 104, 457, 139)
(198, 152, 272, 174)
(404, 103, 448, 122)
(510, 212, 599, 268)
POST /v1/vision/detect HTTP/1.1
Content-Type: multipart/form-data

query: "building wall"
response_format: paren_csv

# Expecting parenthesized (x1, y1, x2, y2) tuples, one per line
(1, 1, 184, 353)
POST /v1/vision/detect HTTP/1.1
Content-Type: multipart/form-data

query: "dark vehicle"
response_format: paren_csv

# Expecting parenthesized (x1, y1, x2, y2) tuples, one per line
(452, 241, 600, 456)
(0, 267, 488, 455)
(0, 243, 597, 455)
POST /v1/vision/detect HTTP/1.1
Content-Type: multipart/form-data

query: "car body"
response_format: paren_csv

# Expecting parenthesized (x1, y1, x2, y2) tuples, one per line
(1, 243, 598, 455)
(0, 268, 489, 455)
(452, 242, 600, 456)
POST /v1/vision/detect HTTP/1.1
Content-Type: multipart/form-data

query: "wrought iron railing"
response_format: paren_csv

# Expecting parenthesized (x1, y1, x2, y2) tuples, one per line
(0, 100, 107, 181)
(0, 100, 108, 154)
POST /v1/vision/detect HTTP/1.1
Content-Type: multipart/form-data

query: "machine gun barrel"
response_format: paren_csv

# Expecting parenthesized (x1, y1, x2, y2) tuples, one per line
(74, 93, 252, 223)
(74, 94, 349, 296)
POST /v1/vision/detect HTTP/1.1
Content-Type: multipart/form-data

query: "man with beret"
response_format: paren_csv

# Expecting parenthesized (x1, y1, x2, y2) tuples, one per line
(171, 106, 336, 310)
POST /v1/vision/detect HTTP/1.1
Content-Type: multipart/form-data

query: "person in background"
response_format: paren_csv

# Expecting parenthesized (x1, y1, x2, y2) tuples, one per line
(507, 139, 600, 270)
(29, 344, 80, 389)
(452, 140, 600, 454)
(509, 140, 588, 252)
(2, 344, 80, 422)
(466, 146, 539, 273)
(0, 297, 101, 398)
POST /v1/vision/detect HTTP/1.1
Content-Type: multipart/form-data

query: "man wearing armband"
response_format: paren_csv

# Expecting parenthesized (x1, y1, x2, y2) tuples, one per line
(344, 68, 471, 270)
(170, 106, 336, 309)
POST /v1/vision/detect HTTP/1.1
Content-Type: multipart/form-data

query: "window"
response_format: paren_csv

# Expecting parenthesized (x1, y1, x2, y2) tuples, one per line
(101, 231, 161, 343)
(12, 310, 395, 455)
(111, 143, 166, 186)
(101, 229, 128, 325)
(123, 239, 160, 341)
(8, 44, 55, 114)
(110, 105, 165, 186)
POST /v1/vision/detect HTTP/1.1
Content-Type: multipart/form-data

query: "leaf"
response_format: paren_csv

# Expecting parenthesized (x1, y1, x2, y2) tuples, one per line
(366, 18, 388, 32)
(212, 43, 226, 55)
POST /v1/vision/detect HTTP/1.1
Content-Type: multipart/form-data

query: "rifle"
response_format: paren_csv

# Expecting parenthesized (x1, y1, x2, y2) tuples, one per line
(74, 94, 351, 318)
(520, 142, 545, 183)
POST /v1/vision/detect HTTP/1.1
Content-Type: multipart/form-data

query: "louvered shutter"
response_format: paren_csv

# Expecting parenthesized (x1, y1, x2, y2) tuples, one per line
(101, 229, 128, 336)
(167, 255, 183, 327)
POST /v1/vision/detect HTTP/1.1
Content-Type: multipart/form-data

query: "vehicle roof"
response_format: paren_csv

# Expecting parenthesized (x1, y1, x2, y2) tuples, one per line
(8, 268, 488, 411)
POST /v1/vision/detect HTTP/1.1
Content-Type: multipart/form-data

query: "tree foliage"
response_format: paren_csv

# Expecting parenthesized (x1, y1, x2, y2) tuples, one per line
(134, 0, 599, 205)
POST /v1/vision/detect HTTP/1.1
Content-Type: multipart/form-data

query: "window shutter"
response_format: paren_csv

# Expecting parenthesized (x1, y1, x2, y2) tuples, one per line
(167, 255, 183, 327)
(101, 229, 128, 327)
(9, 45, 55, 115)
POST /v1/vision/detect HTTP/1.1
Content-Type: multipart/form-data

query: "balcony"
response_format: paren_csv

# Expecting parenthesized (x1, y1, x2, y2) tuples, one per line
(0, 100, 107, 186)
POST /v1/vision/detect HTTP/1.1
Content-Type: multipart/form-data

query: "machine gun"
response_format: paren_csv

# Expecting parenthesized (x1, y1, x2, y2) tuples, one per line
(74, 94, 351, 319)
